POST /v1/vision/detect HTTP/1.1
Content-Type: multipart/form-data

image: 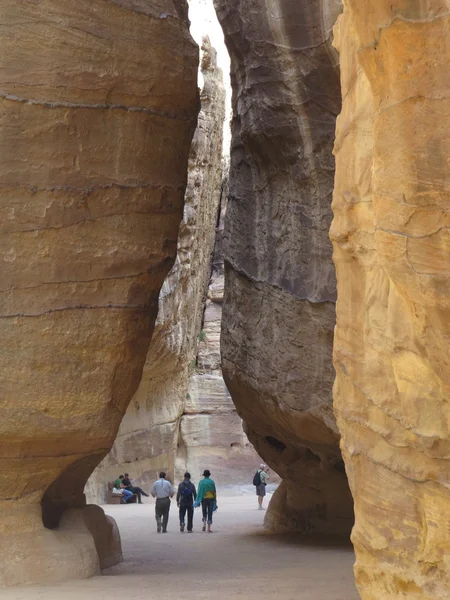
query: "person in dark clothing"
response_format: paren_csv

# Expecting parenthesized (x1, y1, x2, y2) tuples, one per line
(176, 472, 197, 533)
(122, 473, 149, 504)
(114, 475, 134, 503)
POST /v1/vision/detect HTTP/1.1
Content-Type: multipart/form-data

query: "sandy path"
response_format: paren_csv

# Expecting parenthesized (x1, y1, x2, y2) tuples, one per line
(4, 494, 360, 600)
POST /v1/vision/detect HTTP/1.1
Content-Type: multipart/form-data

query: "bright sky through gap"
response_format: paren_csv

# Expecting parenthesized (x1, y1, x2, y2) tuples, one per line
(188, 0, 231, 155)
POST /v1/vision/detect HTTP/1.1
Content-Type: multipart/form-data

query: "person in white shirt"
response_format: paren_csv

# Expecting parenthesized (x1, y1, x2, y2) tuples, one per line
(151, 472, 174, 533)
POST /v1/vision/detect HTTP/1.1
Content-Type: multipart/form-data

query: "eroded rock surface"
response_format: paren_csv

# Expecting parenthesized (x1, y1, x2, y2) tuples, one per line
(183, 181, 262, 484)
(332, 3, 450, 598)
(0, 0, 198, 586)
(86, 37, 228, 501)
(214, 0, 353, 534)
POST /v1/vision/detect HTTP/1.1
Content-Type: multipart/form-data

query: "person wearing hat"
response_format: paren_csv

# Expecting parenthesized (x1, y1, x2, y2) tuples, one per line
(194, 469, 217, 533)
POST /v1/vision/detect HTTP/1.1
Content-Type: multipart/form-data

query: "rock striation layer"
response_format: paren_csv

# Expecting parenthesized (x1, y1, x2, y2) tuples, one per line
(214, 0, 354, 534)
(331, 3, 450, 598)
(86, 37, 229, 501)
(0, 0, 198, 587)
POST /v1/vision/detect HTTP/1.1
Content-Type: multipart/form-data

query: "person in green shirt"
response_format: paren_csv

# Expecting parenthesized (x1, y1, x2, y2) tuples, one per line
(114, 475, 134, 504)
(255, 464, 269, 510)
(194, 469, 217, 532)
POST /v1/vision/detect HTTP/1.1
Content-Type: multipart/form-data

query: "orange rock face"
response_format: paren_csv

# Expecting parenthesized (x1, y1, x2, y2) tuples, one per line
(0, 0, 198, 587)
(331, 2, 450, 598)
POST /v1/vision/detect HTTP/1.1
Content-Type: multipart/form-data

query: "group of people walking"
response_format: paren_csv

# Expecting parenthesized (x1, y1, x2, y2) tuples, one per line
(113, 464, 270, 533)
(151, 469, 217, 533)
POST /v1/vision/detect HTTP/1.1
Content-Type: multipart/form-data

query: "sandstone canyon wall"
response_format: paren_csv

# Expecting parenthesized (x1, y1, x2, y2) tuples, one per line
(331, 2, 450, 598)
(0, 0, 198, 587)
(85, 36, 254, 503)
(183, 180, 263, 486)
(214, 0, 354, 534)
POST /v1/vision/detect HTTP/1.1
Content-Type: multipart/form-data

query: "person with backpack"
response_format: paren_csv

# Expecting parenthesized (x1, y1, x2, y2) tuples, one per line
(176, 472, 197, 532)
(194, 469, 217, 532)
(253, 464, 269, 510)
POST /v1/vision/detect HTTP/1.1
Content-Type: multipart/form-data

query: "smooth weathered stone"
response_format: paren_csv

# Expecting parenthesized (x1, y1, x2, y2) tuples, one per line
(83, 505, 123, 570)
(0, 0, 198, 586)
(214, 0, 353, 534)
(332, 2, 450, 598)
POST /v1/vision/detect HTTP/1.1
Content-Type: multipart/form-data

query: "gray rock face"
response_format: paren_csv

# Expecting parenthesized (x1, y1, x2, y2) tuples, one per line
(214, 0, 354, 533)
(183, 180, 264, 485)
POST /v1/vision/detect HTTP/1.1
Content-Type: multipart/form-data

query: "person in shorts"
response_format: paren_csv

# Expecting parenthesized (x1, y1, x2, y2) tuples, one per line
(256, 464, 269, 510)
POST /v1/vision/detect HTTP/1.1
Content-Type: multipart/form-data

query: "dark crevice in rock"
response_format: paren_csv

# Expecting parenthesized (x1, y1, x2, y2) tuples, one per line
(265, 436, 287, 453)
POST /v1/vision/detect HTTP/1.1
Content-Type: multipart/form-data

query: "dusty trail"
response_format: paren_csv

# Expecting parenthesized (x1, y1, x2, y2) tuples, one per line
(4, 494, 359, 600)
